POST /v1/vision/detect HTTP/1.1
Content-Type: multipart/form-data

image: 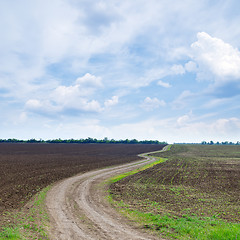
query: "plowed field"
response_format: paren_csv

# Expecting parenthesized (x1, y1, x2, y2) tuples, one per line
(110, 144, 240, 238)
(0, 143, 165, 219)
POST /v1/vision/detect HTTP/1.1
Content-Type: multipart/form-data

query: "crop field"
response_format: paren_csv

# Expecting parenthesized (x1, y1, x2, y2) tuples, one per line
(0, 143, 165, 223)
(110, 144, 240, 239)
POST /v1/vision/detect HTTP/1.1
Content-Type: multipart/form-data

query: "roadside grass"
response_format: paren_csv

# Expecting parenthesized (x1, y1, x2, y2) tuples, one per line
(108, 144, 240, 239)
(0, 186, 50, 240)
(108, 193, 240, 240)
(109, 157, 167, 184)
(108, 195, 240, 239)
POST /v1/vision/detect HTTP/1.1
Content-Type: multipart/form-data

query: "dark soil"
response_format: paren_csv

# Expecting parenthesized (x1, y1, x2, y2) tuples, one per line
(0, 143, 165, 217)
(110, 144, 240, 223)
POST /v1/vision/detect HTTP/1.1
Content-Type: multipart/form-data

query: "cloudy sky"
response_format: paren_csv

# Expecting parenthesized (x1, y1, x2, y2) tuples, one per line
(1, 0, 240, 143)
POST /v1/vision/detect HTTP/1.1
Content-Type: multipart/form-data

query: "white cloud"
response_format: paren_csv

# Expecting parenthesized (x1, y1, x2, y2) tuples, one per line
(171, 64, 185, 75)
(141, 97, 166, 111)
(191, 32, 240, 82)
(25, 97, 102, 115)
(52, 73, 102, 103)
(104, 96, 119, 108)
(76, 73, 103, 88)
(185, 61, 198, 72)
(157, 80, 172, 88)
(25, 73, 103, 115)
(50, 73, 103, 112)
(53, 85, 80, 102)
(77, 99, 102, 113)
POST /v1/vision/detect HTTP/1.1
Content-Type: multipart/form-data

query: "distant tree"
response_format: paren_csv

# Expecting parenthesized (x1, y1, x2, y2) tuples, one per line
(129, 139, 138, 144)
(27, 138, 37, 143)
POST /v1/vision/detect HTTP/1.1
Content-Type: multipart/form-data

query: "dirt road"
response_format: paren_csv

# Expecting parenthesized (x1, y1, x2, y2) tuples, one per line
(45, 147, 168, 240)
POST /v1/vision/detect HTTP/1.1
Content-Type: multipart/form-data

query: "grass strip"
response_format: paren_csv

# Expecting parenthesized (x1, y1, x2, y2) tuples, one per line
(0, 186, 50, 240)
(108, 196, 240, 240)
(109, 156, 167, 184)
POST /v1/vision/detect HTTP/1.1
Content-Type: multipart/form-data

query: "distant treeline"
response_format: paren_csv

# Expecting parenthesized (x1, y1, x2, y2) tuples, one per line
(0, 138, 167, 145)
(201, 141, 240, 145)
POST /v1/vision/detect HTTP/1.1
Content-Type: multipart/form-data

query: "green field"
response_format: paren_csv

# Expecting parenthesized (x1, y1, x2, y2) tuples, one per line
(109, 144, 240, 239)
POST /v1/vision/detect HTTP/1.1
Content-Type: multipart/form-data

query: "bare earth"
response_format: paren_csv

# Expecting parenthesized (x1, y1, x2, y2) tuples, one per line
(45, 151, 166, 240)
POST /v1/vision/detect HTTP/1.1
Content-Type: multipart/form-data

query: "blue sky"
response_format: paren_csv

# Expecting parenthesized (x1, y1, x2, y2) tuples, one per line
(1, 0, 240, 143)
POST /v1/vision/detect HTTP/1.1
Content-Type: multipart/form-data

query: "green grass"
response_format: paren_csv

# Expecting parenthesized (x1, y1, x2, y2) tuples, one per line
(0, 228, 22, 240)
(109, 157, 167, 184)
(0, 186, 50, 240)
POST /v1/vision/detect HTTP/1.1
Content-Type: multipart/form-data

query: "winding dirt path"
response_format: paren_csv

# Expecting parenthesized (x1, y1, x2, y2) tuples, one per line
(45, 147, 168, 240)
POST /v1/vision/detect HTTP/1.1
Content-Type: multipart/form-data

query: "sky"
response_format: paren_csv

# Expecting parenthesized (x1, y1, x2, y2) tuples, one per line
(1, 0, 240, 143)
